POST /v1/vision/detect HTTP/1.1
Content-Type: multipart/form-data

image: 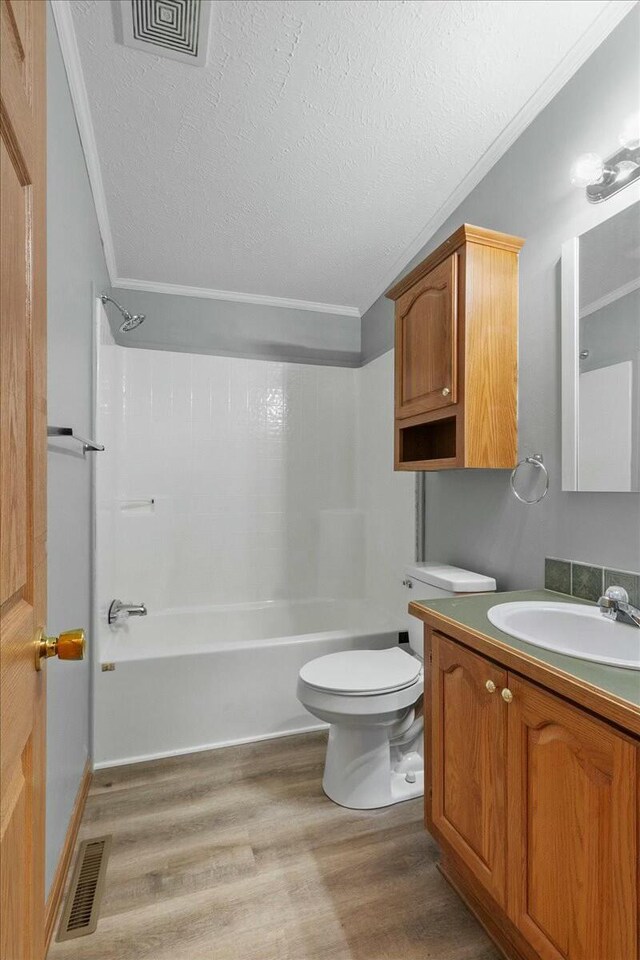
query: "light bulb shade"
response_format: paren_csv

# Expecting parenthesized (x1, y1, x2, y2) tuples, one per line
(570, 153, 604, 187)
(619, 112, 640, 149)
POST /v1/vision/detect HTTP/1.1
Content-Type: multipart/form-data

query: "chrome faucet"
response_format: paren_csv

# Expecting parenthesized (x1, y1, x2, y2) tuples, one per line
(108, 599, 148, 624)
(598, 586, 640, 628)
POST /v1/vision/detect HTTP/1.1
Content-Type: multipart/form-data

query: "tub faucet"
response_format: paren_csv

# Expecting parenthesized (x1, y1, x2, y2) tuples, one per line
(598, 586, 640, 628)
(108, 599, 148, 625)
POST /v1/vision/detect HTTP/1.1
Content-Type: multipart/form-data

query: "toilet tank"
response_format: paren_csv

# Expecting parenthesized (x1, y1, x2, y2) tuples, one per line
(403, 563, 496, 657)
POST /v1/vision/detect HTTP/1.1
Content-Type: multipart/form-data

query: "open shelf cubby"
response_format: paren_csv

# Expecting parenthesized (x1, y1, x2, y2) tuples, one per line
(397, 415, 457, 467)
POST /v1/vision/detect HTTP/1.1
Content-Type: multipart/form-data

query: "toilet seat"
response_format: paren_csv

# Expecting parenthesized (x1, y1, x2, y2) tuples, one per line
(299, 647, 421, 696)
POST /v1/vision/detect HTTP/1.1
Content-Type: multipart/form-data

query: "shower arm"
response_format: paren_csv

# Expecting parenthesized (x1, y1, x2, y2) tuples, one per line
(100, 294, 132, 320)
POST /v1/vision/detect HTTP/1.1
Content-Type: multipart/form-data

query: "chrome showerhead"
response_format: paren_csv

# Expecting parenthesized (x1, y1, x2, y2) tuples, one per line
(100, 294, 145, 333)
(119, 312, 145, 332)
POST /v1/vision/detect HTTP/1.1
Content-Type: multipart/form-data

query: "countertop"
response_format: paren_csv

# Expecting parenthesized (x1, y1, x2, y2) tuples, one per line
(409, 589, 640, 731)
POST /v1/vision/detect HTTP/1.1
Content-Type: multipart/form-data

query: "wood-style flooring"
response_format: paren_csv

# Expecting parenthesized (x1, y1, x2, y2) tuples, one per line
(48, 732, 501, 960)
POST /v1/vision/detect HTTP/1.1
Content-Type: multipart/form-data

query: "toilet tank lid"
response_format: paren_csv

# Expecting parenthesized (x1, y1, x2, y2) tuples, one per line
(404, 563, 496, 593)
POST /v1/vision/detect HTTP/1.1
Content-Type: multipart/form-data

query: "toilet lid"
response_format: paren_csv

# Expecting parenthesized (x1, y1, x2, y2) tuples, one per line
(299, 647, 421, 696)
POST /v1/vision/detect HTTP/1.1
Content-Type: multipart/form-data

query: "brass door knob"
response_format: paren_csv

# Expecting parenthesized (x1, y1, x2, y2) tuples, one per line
(485, 680, 496, 693)
(501, 687, 514, 703)
(35, 628, 85, 671)
(442, 387, 451, 397)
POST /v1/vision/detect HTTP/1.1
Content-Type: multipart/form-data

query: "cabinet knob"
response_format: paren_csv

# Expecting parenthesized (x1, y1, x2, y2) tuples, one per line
(501, 688, 514, 703)
(485, 680, 496, 693)
(441, 387, 451, 397)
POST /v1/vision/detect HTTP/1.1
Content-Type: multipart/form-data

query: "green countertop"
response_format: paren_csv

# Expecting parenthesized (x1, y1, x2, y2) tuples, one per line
(410, 589, 640, 710)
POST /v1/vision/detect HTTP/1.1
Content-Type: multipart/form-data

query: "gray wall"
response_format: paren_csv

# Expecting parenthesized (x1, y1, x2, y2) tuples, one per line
(46, 4, 109, 895)
(360, 6, 640, 584)
(105, 287, 361, 367)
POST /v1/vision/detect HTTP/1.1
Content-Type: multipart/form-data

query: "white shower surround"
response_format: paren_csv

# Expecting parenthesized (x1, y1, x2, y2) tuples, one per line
(94, 310, 414, 766)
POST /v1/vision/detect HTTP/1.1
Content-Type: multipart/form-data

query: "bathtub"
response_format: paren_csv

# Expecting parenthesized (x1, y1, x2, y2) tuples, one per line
(93, 599, 402, 768)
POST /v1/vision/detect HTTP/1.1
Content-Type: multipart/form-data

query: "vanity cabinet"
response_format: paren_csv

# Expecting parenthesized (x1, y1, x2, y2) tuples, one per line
(387, 224, 524, 471)
(431, 633, 507, 907)
(506, 674, 637, 960)
(427, 630, 639, 960)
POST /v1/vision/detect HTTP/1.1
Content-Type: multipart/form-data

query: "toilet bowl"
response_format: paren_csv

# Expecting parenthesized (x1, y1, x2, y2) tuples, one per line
(297, 563, 496, 809)
(297, 647, 424, 808)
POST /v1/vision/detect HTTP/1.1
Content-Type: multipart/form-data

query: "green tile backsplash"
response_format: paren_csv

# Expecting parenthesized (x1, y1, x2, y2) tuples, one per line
(545, 557, 639, 604)
(571, 563, 604, 602)
(544, 558, 571, 595)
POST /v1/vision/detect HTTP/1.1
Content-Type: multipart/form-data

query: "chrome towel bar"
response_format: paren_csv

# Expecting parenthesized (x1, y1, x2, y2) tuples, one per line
(47, 426, 104, 453)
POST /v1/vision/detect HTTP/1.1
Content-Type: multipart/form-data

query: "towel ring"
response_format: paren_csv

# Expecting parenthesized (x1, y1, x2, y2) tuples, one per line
(510, 454, 549, 504)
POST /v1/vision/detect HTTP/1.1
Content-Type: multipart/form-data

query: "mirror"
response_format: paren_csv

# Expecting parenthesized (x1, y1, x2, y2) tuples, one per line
(561, 200, 640, 491)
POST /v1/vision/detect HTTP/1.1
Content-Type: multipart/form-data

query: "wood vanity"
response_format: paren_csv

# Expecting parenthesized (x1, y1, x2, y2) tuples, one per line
(410, 591, 639, 960)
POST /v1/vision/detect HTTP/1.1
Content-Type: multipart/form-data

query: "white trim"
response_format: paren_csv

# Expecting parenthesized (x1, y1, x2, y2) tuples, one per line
(92, 721, 328, 770)
(50, 0, 118, 282)
(579, 276, 640, 319)
(561, 237, 580, 491)
(359, 0, 639, 314)
(112, 277, 361, 317)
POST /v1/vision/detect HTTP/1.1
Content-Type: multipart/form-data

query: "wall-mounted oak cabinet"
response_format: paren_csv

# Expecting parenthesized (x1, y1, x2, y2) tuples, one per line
(387, 225, 524, 470)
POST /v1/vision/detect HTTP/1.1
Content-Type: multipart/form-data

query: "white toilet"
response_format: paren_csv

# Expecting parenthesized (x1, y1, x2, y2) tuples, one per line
(297, 563, 496, 809)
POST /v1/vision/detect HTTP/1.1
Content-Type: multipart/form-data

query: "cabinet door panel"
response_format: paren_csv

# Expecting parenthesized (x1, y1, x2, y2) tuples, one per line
(431, 633, 507, 905)
(395, 254, 457, 418)
(507, 675, 638, 960)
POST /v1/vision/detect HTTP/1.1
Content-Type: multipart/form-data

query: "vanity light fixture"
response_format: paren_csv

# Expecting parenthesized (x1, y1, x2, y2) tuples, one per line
(570, 112, 640, 202)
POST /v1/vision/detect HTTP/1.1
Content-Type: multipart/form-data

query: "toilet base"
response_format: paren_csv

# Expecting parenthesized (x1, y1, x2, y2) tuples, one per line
(321, 721, 424, 809)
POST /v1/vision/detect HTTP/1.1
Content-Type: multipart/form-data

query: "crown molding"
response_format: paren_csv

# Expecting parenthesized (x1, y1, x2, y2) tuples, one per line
(111, 277, 361, 317)
(359, 0, 639, 315)
(51, 0, 118, 282)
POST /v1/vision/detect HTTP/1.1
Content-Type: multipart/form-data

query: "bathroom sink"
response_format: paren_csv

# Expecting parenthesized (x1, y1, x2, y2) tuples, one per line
(487, 601, 640, 671)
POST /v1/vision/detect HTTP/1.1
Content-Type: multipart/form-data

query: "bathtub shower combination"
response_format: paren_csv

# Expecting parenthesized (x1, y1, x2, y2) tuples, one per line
(93, 306, 414, 768)
(95, 601, 400, 767)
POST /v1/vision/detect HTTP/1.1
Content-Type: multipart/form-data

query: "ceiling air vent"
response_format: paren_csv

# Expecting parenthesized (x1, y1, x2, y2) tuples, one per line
(120, 0, 212, 66)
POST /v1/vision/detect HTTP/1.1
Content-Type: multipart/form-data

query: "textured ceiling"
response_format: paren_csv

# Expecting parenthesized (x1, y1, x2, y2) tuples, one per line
(70, 0, 618, 312)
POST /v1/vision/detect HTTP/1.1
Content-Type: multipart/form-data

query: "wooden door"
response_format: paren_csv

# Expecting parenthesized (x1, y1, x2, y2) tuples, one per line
(1, 2, 47, 959)
(430, 633, 507, 906)
(507, 675, 638, 960)
(395, 254, 457, 418)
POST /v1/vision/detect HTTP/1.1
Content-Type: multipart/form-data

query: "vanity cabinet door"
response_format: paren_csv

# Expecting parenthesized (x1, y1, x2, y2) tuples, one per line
(430, 633, 507, 906)
(394, 254, 458, 419)
(506, 675, 638, 960)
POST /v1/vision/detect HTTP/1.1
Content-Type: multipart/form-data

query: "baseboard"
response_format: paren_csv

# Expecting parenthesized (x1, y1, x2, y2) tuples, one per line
(44, 759, 92, 954)
(92, 722, 328, 770)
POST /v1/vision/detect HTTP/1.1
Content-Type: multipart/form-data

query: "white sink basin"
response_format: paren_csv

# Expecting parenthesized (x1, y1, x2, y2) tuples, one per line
(487, 601, 640, 671)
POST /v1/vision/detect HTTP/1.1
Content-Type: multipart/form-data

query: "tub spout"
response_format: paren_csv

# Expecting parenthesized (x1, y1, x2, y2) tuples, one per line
(108, 599, 148, 624)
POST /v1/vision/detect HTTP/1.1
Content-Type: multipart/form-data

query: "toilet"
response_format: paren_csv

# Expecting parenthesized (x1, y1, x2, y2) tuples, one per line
(297, 563, 496, 809)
